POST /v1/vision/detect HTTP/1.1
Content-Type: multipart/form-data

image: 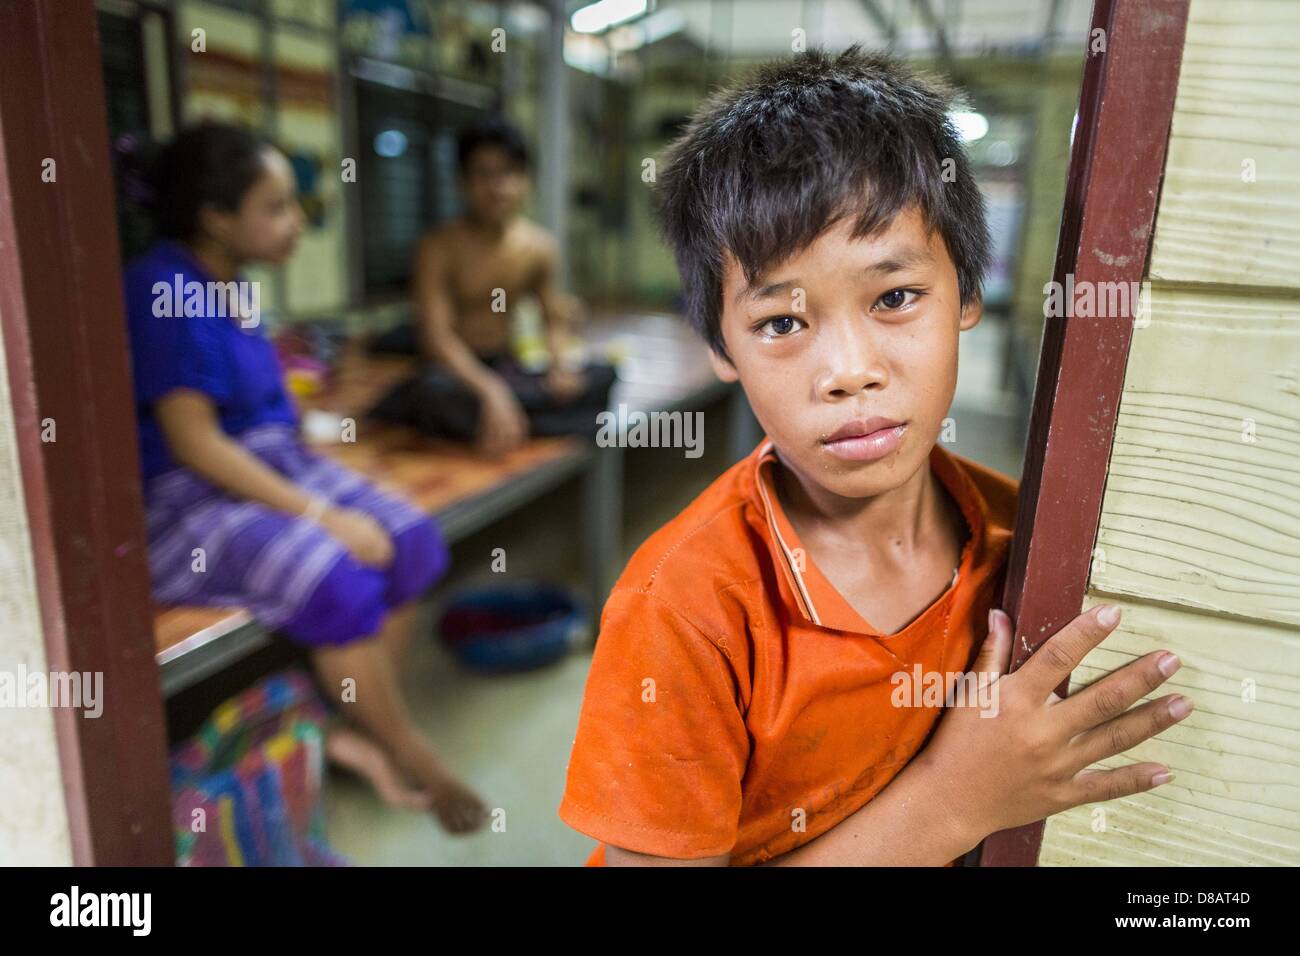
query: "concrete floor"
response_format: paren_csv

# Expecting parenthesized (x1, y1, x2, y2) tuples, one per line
(323, 314, 1029, 865)
(323, 609, 598, 865)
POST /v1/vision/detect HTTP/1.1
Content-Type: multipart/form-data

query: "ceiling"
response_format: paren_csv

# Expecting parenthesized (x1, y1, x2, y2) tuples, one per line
(562, 0, 1096, 60)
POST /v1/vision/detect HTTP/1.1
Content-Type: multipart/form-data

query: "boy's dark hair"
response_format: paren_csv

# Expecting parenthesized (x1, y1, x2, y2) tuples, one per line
(458, 115, 529, 172)
(655, 46, 991, 361)
(149, 122, 276, 240)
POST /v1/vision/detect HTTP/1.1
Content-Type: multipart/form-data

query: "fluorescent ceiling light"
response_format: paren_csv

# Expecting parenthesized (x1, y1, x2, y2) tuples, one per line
(950, 110, 989, 142)
(564, 31, 610, 74)
(608, 8, 685, 51)
(571, 0, 648, 34)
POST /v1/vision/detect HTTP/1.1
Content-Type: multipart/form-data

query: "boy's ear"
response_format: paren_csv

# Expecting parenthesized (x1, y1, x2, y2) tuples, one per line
(959, 293, 984, 332)
(708, 346, 740, 383)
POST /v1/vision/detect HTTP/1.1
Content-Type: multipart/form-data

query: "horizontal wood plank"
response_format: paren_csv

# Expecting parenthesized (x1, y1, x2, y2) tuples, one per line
(1039, 593, 1300, 866)
(1148, 0, 1300, 289)
(1090, 284, 1300, 626)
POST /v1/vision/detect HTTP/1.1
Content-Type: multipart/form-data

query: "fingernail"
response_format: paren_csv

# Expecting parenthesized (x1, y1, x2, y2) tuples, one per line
(1158, 652, 1181, 677)
(1096, 604, 1121, 627)
(1152, 771, 1174, 786)
(1167, 695, 1192, 719)
(988, 609, 995, 632)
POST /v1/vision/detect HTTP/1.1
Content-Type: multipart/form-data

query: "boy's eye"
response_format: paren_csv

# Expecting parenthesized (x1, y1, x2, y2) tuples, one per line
(877, 288, 923, 310)
(755, 315, 803, 338)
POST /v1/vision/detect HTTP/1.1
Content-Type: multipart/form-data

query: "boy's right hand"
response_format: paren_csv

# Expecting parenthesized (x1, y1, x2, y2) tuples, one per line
(476, 382, 529, 457)
(918, 604, 1192, 846)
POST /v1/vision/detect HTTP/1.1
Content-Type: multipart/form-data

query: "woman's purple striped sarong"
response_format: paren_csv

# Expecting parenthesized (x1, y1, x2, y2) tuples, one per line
(144, 423, 449, 647)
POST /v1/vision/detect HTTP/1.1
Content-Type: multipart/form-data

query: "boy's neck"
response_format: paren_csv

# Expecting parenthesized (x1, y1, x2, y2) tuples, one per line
(462, 212, 513, 240)
(772, 443, 956, 566)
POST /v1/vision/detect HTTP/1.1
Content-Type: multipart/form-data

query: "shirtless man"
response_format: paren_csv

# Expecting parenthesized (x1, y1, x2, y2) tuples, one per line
(410, 118, 588, 456)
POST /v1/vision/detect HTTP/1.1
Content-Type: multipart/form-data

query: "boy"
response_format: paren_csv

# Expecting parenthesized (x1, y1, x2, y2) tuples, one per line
(371, 116, 616, 456)
(557, 47, 1192, 866)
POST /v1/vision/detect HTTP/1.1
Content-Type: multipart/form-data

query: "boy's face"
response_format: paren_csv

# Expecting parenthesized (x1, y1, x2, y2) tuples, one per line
(711, 203, 981, 501)
(461, 144, 528, 225)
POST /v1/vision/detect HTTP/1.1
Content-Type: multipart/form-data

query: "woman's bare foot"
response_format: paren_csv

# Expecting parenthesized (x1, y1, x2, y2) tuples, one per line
(427, 774, 491, 834)
(393, 741, 490, 834)
(325, 725, 432, 812)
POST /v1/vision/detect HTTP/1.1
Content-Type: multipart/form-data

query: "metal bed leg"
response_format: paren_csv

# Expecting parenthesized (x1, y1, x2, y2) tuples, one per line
(582, 444, 624, 644)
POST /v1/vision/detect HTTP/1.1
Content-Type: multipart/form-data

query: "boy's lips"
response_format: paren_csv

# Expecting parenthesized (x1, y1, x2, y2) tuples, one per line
(820, 418, 907, 462)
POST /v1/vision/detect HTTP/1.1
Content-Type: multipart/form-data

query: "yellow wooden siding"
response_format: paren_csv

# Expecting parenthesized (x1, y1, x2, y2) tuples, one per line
(1039, 596, 1300, 865)
(1090, 285, 1300, 627)
(1038, 0, 1300, 866)
(1148, 0, 1300, 290)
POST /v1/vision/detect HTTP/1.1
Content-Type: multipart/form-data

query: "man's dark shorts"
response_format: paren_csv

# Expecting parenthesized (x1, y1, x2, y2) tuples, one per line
(368, 324, 617, 442)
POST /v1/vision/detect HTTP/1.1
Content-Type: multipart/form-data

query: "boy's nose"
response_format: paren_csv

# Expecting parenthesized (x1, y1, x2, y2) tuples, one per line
(817, 329, 888, 399)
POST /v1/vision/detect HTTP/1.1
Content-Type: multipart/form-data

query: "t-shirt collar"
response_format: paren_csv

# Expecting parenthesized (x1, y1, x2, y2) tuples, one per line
(747, 437, 989, 635)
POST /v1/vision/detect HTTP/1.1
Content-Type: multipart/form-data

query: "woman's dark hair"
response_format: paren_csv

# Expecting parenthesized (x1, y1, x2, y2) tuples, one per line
(655, 46, 992, 361)
(457, 115, 529, 172)
(149, 122, 276, 240)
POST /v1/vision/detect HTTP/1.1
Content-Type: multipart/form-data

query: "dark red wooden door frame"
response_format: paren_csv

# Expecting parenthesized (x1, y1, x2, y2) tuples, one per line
(974, 0, 1191, 866)
(0, 0, 173, 864)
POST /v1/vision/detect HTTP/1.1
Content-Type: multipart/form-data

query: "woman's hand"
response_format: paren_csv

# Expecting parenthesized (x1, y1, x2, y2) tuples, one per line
(319, 507, 394, 569)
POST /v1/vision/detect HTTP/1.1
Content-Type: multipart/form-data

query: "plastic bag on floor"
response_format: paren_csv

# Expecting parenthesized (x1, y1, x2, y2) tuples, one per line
(170, 669, 347, 866)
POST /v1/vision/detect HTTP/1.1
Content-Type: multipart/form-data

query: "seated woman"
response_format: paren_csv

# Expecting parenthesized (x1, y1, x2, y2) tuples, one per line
(125, 122, 485, 833)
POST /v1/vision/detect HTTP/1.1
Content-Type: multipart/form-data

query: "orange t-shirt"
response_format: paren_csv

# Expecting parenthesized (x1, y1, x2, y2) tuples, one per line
(558, 437, 1018, 866)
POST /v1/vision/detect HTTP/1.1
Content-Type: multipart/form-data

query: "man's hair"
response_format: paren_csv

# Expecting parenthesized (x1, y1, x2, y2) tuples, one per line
(654, 45, 991, 360)
(458, 115, 529, 172)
